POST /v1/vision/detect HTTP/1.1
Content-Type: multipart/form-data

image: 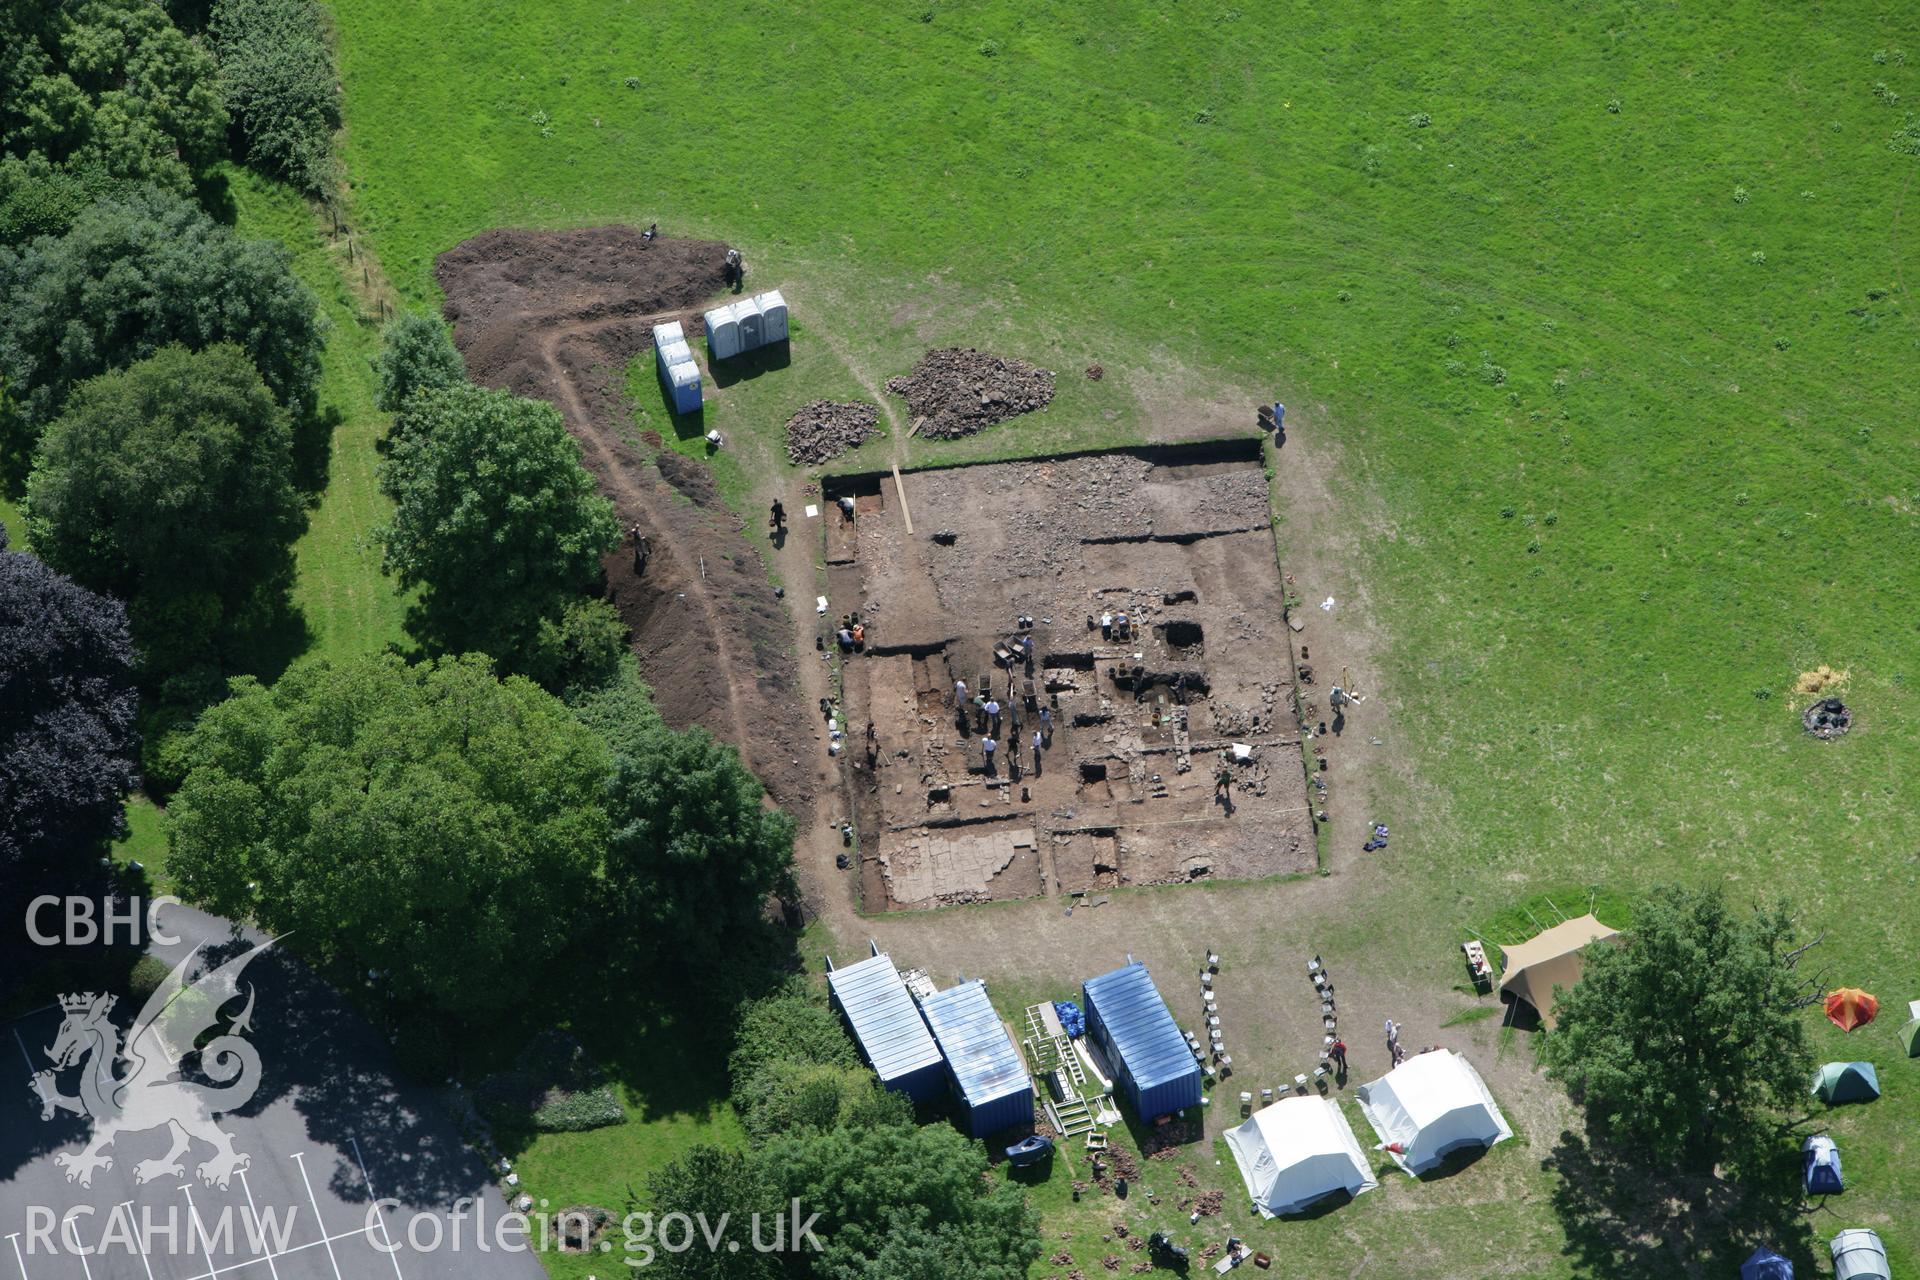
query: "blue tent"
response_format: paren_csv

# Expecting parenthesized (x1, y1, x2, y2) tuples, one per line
(1740, 1246, 1793, 1280)
(1803, 1134, 1843, 1196)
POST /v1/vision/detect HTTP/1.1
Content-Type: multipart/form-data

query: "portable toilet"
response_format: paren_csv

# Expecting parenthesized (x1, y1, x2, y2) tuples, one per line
(704, 305, 742, 361)
(656, 339, 694, 376)
(664, 360, 701, 415)
(651, 319, 685, 349)
(1803, 1134, 1844, 1196)
(735, 295, 765, 352)
(757, 290, 789, 344)
(1830, 1229, 1889, 1280)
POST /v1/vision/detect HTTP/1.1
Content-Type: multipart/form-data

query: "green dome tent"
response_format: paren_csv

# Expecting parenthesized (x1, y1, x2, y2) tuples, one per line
(1811, 1062, 1880, 1105)
(1900, 1013, 1920, 1058)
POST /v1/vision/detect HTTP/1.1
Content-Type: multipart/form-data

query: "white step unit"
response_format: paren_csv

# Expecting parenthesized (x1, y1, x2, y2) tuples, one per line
(734, 294, 766, 352)
(704, 304, 743, 361)
(756, 290, 789, 344)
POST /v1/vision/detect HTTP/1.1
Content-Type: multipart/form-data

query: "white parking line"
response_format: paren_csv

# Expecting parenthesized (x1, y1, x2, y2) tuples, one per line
(349, 1137, 406, 1280)
(58, 1214, 92, 1280)
(289, 1153, 344, 1280)
(116, 1202, 155, 1280)
(234, 1172, 281, 1280)
(6, 1231, 30, 1280)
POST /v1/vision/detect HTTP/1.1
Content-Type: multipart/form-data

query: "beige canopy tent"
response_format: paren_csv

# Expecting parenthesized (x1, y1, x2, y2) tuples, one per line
(1498, 914, 1619, 1030)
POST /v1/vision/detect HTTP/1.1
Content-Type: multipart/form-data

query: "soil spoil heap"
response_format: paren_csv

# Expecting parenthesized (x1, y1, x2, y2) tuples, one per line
(785, 399, 881, 464)
(886, 348, 1055, 440)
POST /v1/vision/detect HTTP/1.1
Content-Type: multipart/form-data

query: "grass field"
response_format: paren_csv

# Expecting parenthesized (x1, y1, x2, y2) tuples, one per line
(315, 2, 1920, 1274)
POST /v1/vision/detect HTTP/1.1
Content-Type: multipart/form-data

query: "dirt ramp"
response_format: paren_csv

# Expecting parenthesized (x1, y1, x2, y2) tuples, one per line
(436, 228, 813, 814)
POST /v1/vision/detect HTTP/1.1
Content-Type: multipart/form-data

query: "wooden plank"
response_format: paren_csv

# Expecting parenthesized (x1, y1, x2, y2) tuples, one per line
(892, 464, 914, 534)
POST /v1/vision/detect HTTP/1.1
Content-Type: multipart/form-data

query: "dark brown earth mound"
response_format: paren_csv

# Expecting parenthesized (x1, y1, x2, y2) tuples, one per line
(885, 347, 1055, 440)
(785, 399, 881, 465)
(436, 227, 813, 813)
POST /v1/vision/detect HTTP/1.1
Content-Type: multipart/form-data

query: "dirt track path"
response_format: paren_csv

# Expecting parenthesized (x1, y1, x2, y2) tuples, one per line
(534, 317, 754, 752)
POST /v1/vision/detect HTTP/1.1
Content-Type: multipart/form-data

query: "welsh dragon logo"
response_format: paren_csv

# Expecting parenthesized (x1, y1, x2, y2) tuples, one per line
(30, 942, 271, 1190)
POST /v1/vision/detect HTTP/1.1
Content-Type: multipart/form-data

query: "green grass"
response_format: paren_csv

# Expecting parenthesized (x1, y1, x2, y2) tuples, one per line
(320, 1, 1920, 1273)
(227, 167, 410, 664)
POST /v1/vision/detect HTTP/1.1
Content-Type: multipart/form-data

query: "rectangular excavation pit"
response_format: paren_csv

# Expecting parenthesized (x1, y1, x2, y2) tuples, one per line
(824, 441, 1314, 910)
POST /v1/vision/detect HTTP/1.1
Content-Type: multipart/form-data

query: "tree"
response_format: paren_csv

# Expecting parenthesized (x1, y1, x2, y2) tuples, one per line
(373, 310, 466, 428)
(1537, 885, 1817, 1173)
(0, 188, 323, 473)
(208, 0, 339, 191)
(572, 663, 795, 963)
(738, 1060, 912, 1142)
(166, 653, 610, 1029)
(642, 1146, 781, 1280)
(376, 383, 618, 666)
(0, 0, 226, 198)
(0, 537, 140, 871)
(725, 987, 860, 1109)
(24, 345, 306, 680)
(768, 1122, 1041, 1280)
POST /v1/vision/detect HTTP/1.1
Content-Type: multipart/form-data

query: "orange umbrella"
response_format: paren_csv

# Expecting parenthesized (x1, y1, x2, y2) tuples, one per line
(1825, 988, 1879, 1032)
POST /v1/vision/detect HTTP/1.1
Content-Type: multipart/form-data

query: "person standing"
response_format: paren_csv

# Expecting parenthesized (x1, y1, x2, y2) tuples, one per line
(769, 498, 786, 531)
(981, 735, 997, 772)
(1330, 1037, 1348, 1071)
(1032, 730, 1044, 775)
(954, 677, 968, 707)
(984, 697, 1001, 734)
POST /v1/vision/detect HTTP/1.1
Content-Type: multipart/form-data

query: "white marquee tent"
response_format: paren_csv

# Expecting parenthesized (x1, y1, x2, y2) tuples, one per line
(1355, 1050, 1512, 1175)
(1223, 1095, 1377, 1218)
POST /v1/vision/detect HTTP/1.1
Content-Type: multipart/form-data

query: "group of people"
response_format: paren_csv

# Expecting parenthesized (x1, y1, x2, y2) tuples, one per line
(835, 612, 867, 652)
(955, 669, 1052, 778)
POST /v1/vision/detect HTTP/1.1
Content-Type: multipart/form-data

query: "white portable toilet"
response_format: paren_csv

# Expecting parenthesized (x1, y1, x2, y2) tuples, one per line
(734, 295, 765, 352)
(652, 320, 685, 348)
(656, 339, 693, 373)
(756, 290, 789, 344)
(1831, 1229, 1890, 1280)
(665, 360, 702, 415)
(704, 305, 742, 361)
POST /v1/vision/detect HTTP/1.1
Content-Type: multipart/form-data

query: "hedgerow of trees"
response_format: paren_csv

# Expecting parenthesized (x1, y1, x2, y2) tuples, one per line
(375, 382, 623, 681)
(0, 189, 324, 478)
(208, 0, 340, 191)
(167, 653, 614, 1031)
(25, 344, 307, 686)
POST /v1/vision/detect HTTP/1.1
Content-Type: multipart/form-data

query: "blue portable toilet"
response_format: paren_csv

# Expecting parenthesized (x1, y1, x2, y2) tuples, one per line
(663, 360, 702, 415)
(1803, 1134, 1843, 1195)
(1082, 959, 1201, 1120)
(1740, 1246, 1793, 1280)
(825, 948, 946, 1103)
(920, 979, 1033, 1137)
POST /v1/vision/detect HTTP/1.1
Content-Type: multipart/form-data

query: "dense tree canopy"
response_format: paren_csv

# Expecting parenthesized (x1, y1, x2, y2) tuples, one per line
(376, 383, 618, 666)
(373, 310, 466, 427)
(0, 188, 323, 473)
(0, 537, 139, 870)
(208, 0, 339, 191)
(767, 1121, 1041, 1280)
(24, 344, 306, 680)
(167, 653, 611, 1026)
(1538, 885, 1816, 1172)
(572, 664, 794, 962)
(643, 1147, 781, 1280)
(0, 0, 226, 199)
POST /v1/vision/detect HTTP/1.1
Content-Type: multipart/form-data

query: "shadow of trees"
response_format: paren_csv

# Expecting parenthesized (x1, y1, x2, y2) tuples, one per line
(1544, 1125, 1819, 1280)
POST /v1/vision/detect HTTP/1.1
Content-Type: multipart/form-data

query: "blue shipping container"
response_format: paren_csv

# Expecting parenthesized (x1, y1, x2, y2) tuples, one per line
(1083, 961, 1201, 1120)
(826, 953, 946, 1102)
(921, 980, 1032, 1137)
